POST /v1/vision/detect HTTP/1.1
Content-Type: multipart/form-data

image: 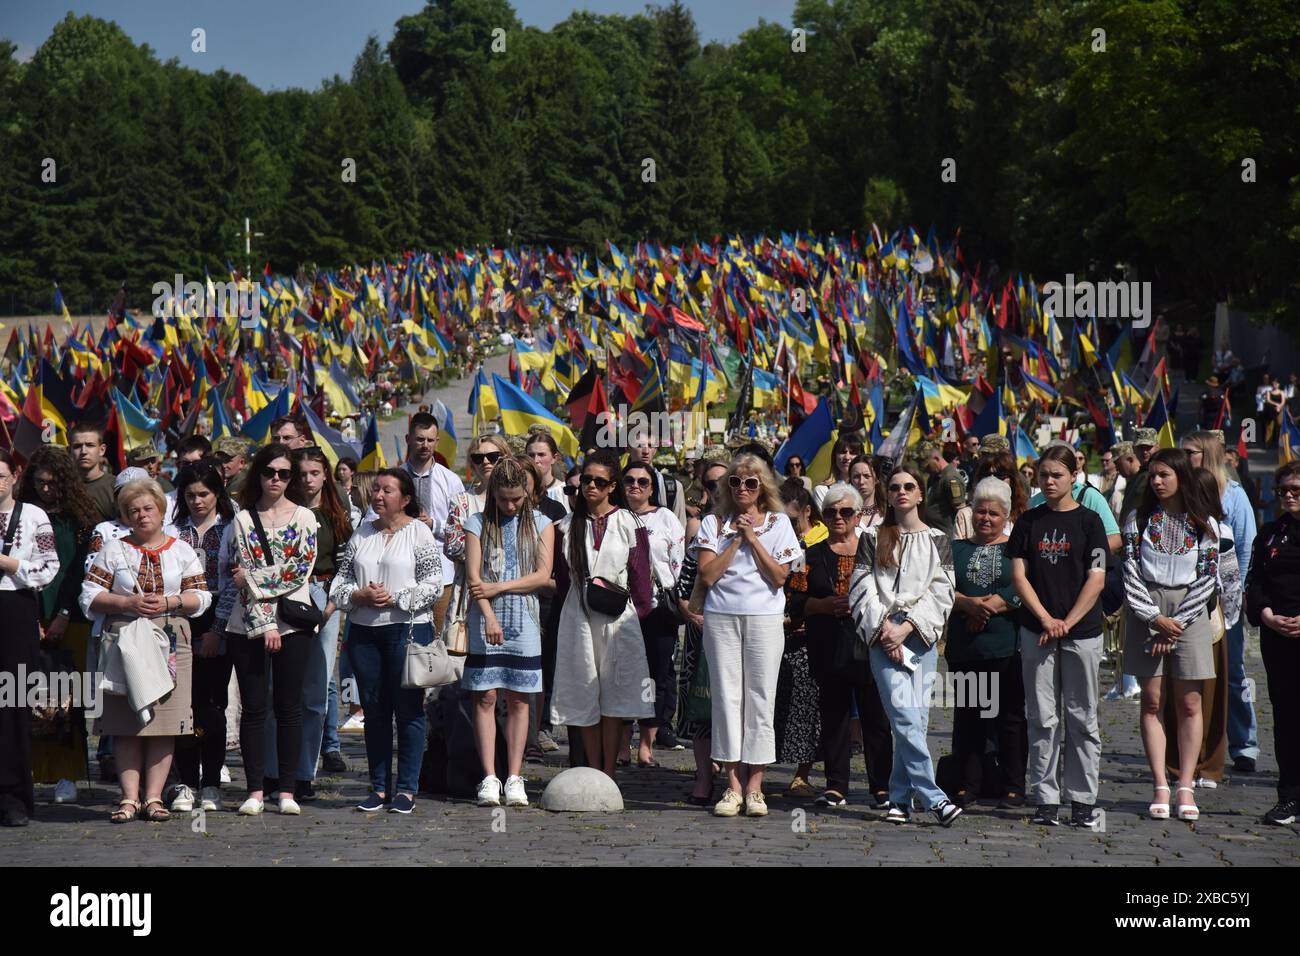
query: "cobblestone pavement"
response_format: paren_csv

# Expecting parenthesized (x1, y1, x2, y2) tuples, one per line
(5, 364, 1297, 866)
(5, 644, 1298, 867)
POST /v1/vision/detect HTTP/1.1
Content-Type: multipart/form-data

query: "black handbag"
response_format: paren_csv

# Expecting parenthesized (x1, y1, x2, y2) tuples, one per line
(585, 578, 630, 617)
(248, 508, 323, 631)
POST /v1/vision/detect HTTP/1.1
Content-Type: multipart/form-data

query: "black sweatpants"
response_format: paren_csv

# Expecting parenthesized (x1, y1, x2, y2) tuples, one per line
(228, 630, 312, 791)
(175, 646, 235, 790)
(806, 631, 892, 797)
(1262, 627, 1300, 802)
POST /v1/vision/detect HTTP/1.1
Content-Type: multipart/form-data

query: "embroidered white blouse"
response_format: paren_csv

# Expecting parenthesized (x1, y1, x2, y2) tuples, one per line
(0, 504, 60, 592)
(848, 526, 956, 648)
(330, 517, 444, 626)
(633, 506, 685, 606)
(79, 535, 211, 616)
(1122, 510, 1221, 626)
(693, 511, 801, 616)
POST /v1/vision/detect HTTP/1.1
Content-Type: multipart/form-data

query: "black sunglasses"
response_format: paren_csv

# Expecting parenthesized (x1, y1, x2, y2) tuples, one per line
(563, 485, 579, 496)
(788, 460, 804, 470)
(623, 476, 652, 488)
(262, 467, 293, 482)
(703, 479, 719, 492)
(580, 474, 613, 489)
(470, 451, 503, 466)
(828, 507, 858, 520)
(888, 481, 918, 493)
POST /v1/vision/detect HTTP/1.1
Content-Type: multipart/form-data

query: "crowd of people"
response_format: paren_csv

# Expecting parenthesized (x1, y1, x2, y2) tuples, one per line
(2, 403, 1297, 834)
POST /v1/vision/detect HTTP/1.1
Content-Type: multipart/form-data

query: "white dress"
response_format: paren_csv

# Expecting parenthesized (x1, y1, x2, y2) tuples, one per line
(550, 508, 653, 727)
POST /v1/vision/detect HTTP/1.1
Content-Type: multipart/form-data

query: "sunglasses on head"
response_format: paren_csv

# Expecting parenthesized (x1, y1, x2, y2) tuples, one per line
(471, 451, 503, 466)
(262, 467, 293, 482)
(579, 474, 613, 489)
(623, 476, 651, 488)
(729, 475, 761, 491)
(888, 481, 918, 493)
(828, 506, 858, 520)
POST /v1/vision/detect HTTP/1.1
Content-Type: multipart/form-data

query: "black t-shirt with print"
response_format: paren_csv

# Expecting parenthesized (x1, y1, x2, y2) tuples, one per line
(1007, 502, 1108, 640)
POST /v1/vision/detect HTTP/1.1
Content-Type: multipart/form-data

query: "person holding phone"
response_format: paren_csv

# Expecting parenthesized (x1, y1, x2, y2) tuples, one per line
(849, 464, 960, 826)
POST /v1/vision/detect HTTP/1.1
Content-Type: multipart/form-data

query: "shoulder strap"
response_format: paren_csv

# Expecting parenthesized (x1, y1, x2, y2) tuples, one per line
(246, 509, 273, 568)
(2, 501, 24, 556)
(664, 474, 677, 502)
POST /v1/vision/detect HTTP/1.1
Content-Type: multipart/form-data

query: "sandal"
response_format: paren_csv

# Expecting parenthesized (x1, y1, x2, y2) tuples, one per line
(142, 799, 171, 822)
(636, 757, 658, 768)
(110, 799, 140, 824)
(1149, 785, 1171, 820)
(1175, 786, 1199, 821)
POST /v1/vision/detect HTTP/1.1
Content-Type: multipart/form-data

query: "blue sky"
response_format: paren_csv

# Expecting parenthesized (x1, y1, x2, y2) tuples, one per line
(2, 1, 797, 90)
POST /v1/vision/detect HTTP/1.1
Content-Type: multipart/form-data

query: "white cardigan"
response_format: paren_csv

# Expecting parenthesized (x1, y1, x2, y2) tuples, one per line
(848, 526, 955, 648)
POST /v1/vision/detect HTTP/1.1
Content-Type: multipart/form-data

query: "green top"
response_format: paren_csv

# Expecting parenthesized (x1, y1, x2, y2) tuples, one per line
(311, 506, 348, 579)
(946, 538, 1021, 663)
(84, 471, 117, 523)
(40, 511, 90, 624)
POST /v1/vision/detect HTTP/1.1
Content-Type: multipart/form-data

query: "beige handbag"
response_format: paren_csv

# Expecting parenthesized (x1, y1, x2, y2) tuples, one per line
(443, 577, 470, 656)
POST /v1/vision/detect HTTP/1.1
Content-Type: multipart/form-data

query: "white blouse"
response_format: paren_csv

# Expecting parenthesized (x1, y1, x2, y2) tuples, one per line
(693, 511, 801, 616)
(331, 518, 444, 626)
(79, 535, 212, 617)
(0, 503, 59, 592)
(848, 526, 956, 648)
(1122, 510, 1220, 626)
(633, 506, 685, 606)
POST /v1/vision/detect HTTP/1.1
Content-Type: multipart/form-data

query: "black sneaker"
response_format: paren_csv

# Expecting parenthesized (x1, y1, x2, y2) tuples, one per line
(815, 790, 847, 808)
(1071, 802, 1103, 830)
(320, 751, 349, 774)
(0, 795, 29, 827)
(294, 781, 317, 802)
(999, 791, 1026, 809)
(388, 793, 415, 815)
(1031, 804, 1061, 826)
(1233, 756, 1256, 774)
(356, 792, 386, 813)
(871, 791, 891, 810)
(933, 800, 963, 827)
(1262, 799, 1299, 826)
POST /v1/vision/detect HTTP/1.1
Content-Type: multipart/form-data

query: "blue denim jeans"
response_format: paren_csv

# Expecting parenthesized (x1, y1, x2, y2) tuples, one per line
(349, 621, 430, 795)
(264, 583, 343, 782)
(1225, 619, 1260, 760)
(868, 636, 947, 810)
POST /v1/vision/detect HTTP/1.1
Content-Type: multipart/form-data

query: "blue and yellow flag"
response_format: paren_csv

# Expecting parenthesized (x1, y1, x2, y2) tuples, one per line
(774, 397, 837, 484)
(492, 373, 578, 458)
(359, 413, 385, 471)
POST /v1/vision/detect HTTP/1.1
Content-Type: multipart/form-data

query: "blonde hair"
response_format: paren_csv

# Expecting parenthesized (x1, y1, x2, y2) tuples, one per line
(352, 470, 378, 509)
(715, 453, 782, 518)
(1182, 430, 1232, 497)
(116, 478, 167, 522)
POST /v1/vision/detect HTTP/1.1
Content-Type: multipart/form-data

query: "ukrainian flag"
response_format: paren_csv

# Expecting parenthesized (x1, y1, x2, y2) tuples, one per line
(774, 397, 837, 484)
(1015, 426, 1038, 468)
(112, 387, 160, 453)
(359, 413, 385, 471)
(240, 385, 293, 444)
(468, 367, 499, 432)
(492, 373, 578, 458)
(431, 399, 458, 466)
(752, 366, 781, 409)
(1143, 389, 1177, 449)
(1280, 410, 1300, 465)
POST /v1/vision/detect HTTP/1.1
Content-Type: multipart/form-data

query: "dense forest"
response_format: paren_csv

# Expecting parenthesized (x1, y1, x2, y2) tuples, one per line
(0, 0, 1295, 321)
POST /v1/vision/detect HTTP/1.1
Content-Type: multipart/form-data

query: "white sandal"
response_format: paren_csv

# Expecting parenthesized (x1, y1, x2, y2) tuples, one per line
(1176, 786, 1200, 821)
(1148, 784, 1171, 820)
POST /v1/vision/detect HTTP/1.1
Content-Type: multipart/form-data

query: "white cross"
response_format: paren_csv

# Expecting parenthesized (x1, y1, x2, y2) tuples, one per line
(237, 217, 264, 278)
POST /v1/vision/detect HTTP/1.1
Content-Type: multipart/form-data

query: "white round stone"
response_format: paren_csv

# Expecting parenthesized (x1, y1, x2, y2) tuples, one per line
(539, 766, 624, 812)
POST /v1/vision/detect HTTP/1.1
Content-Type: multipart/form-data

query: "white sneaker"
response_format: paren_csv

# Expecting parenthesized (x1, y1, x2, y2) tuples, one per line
(341, 713, 365, 733)
(200, 787, 221, 812)
(504, 775, 529, 807)
(53, 779, 78, 804)
(219, 765, 232, 784)
(476, 775, 502, 807)
(170, 784, 195, 813)
(278, 795, 301, 815)
(237, 796, 263, 816)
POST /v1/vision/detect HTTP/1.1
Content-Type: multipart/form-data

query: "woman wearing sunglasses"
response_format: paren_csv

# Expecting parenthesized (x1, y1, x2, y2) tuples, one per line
(1245, 461, 1300, 826)
(215, 443, 319, 816)
(443, 434, 511, 651)
(622, 461, 686, 765)
(675, 457, 730, 804)
(550, 449, 654, 778)
(848, 463, 961, 826)
(696, 455, 801, 817)
(787, 483, 893, 809)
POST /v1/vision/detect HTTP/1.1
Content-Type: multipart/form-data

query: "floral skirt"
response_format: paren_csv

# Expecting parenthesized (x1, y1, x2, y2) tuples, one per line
(775, 643, 821, 764)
